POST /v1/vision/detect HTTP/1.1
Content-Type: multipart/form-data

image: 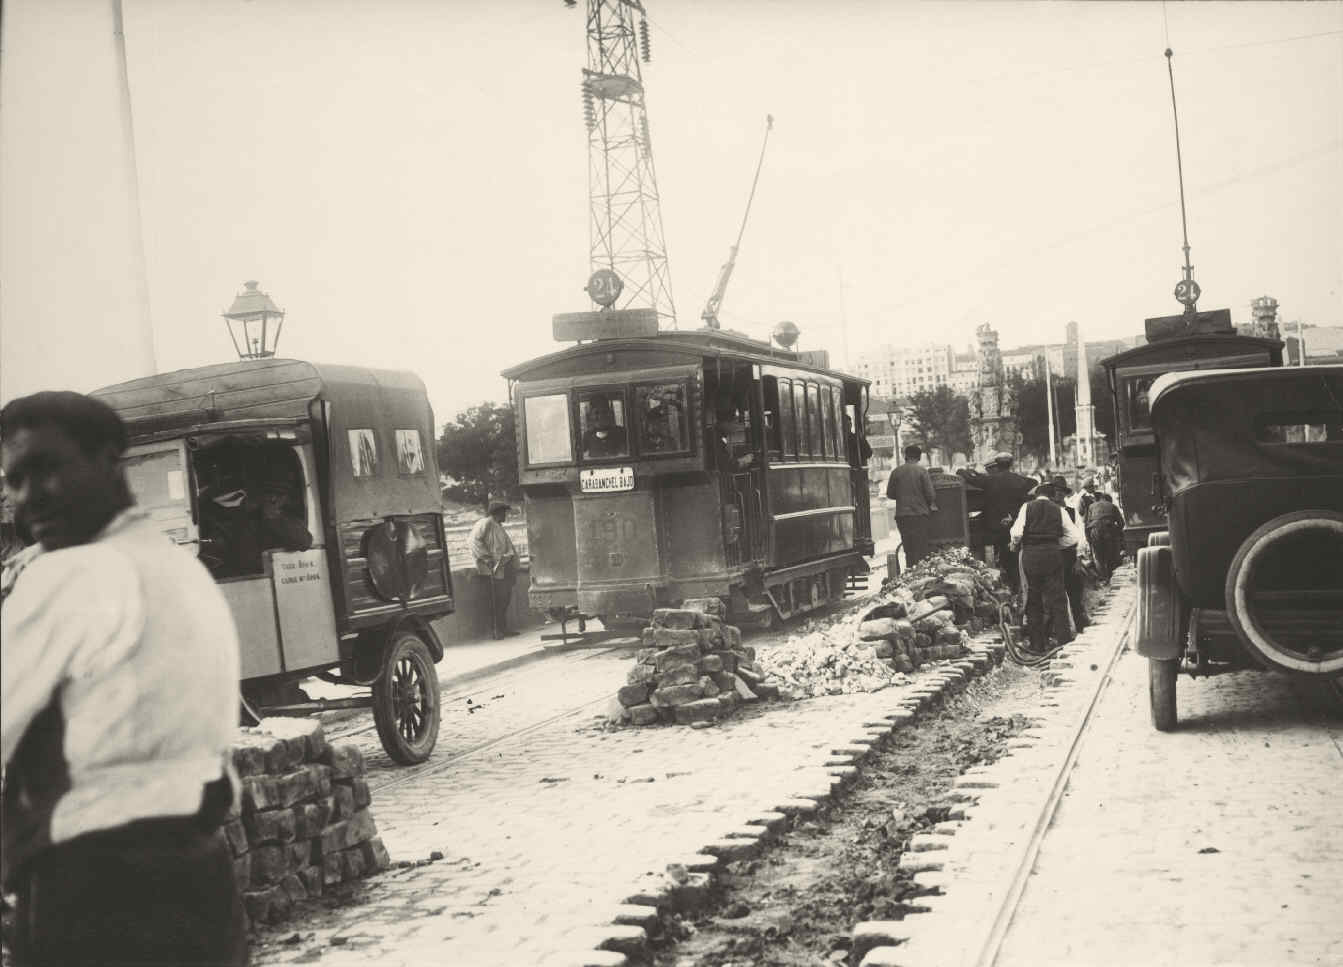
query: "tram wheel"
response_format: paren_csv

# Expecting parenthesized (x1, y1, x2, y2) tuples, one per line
(1149, 657, 1178, 732)
(372, 630, 441, 765)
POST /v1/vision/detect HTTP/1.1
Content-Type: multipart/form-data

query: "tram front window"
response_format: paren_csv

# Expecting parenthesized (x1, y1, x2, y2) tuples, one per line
(637, 383, 689, 454)
(579, 391, 629, 460)
(524, 393, 573, 465)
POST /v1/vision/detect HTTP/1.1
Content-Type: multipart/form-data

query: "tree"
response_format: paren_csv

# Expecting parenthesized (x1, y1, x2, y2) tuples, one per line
(1016, 374, 1077, 463)
(436, 402, 518, 508)
(905, 385, 971, 459)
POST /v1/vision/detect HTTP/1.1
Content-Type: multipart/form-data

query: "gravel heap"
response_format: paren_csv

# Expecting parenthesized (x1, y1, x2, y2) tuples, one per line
(758, 547, 1010, 700)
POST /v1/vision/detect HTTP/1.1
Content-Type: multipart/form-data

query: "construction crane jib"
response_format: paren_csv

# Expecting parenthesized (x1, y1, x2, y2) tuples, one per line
(702, 114, 774, 330)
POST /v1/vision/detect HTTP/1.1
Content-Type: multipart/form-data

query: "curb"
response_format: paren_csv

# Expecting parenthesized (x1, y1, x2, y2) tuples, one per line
(545, 632, 1011, 967)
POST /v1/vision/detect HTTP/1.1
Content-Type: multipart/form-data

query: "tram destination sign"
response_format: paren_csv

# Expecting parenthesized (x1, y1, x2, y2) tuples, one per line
(553, 308, 659, 343)
(580, 466, 635, 493)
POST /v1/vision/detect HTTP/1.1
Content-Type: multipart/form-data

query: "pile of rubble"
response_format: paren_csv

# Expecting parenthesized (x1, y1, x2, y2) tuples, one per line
(759, 547, 1010, 699)
(611, 598, 784, 727)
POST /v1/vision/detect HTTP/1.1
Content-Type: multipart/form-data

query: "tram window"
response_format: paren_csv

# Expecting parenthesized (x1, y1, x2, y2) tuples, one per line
(523, 394, 573, 465)
(637, 383, 689, 454)
(792, 381, 808, 456)
(828, 388, 842, 460)
(779, 379, 797, 458)
(806, 384, 824, 459)
(348, 429, 379, 477)
(395, 429, 426, 475)
(578, 390, 629, 460)
(1126, 375, 1159, 430)
(763, 376, 782, 455)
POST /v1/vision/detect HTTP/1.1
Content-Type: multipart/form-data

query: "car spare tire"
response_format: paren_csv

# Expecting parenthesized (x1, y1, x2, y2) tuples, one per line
(1224, 509, 1343, 676)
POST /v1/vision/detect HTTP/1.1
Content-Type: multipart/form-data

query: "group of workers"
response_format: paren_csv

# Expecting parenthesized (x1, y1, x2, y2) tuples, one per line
(886, 447, 1126, 655)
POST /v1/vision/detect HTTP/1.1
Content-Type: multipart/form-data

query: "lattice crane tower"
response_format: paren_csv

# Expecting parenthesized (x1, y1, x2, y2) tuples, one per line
(579, 0, 677, 327)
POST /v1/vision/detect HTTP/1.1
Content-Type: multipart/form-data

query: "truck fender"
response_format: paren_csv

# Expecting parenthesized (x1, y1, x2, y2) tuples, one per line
(1135, 545, 1183, 660)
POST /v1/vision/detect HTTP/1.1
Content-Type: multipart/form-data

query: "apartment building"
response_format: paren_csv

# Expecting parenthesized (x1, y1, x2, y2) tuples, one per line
(853, 342, 954, 399)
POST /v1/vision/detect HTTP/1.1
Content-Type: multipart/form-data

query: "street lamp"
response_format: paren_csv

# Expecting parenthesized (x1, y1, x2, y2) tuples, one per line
(223, 280, 285, 359)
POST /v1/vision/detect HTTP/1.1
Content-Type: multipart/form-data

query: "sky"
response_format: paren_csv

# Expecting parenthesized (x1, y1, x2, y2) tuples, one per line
(2, 0, 1341, 427)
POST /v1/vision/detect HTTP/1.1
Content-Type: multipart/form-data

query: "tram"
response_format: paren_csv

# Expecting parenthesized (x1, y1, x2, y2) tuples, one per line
(502, 322, 874, 628)
(1100, 308, 1282, 557)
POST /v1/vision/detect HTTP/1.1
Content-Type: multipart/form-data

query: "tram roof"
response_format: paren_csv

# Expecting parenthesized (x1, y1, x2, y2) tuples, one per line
(501, 328, 867, 384)
(92, 357, 428, 435)
(1098, 331, 1283, 372)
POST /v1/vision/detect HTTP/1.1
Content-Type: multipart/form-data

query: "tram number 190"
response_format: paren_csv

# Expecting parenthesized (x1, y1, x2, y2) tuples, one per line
(586, 516, 637, 545)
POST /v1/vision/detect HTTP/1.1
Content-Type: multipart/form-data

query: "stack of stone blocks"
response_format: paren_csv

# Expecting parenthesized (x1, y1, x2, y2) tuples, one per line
(224, 718, 390, 924)
(858, 566, 1009, 673)
(614, 598, 781, 726)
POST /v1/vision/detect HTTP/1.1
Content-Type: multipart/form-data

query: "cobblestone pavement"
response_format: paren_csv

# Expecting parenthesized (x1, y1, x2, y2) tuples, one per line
(252, 621, 962, 966)
(855, 571, 1343, 967)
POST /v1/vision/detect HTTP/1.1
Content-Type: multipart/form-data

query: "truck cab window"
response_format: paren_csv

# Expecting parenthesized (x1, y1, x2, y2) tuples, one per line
(523, 393, 573, 465)
(579, 390, 629, 460)
(194, 441, 312, 579)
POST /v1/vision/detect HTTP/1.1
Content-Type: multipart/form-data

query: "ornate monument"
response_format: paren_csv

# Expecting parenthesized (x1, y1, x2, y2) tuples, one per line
(969, 323, 1020, 466)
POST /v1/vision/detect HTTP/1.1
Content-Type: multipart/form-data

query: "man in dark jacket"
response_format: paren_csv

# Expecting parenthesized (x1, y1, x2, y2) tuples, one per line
(1085, 492, 1124, 583)
(886, 444, 938, 569)
(1009, 479, 1073, 653)
(959, 452, 1035, 593)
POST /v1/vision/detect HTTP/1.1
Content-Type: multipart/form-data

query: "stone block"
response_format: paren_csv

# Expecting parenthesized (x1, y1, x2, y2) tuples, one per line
(722, 625, 743, 649)
(618, 683, 651, 707)
(245, 806, 297, 844)
(341, 845, 367, 880)
(673, 698, 723, 724)
(322, 852, 343, 886)
(635, 647, 660, 663)
(649, 683, 704, 707)
(626, 663, 658, 686)
(329, 784, 354, 821)
(292, 801, 332, 840)
(698, 675, 721, 698)
(298, 864, 324, 898)
(735, 664, 763, 686)
(700, 654, 723, 673)
(350, 777, 371, 810)
(659, 664, 700, 686)
(319, 809, 378, 856)
(242, 884, 290, 925)
(241, 775, 280, 814)
(289, 840, 315, 869)
(359, 836, 391, 873)
(708, 650, 738, 673)
(323, 744, 365, 781)
(650, 608, 703, 630)
(734, 643, 755, 661)
(654, 642, 702, 671)
(230, 743, 268, 778)
(280, 872, 308, 904)
(710, 671, 737, 693)
(858, 617, 901, 641)
(717, 692, 739, 710)
(872, 640, 895, 659)
(697, 627, 725, 649)
(248, 845, 292, 887)
(232, 852, 252, 887)
(851, 921, 908, 964)
(680, 597, 726, 618)
(273, 764, 331, 808)
(628, 703, 659, 726)
(224, 819, 249, 856)
(731, 673, 759, 701)
(753, 682, 780, 700)
(863, 599, 908, 621)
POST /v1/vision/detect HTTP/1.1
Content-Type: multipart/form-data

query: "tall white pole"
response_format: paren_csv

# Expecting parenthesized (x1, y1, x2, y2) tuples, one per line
(111, 0, 157, 375)
(1045, 355, 1057, 469)
(1298, 317, 1307, 367)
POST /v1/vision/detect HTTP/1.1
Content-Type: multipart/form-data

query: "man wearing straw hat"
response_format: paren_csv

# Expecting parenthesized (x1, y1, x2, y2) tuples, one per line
(470, 498, 519, 639)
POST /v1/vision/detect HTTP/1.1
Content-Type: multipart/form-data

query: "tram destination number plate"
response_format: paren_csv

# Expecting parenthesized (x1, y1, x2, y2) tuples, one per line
(580, 466, 635, 493)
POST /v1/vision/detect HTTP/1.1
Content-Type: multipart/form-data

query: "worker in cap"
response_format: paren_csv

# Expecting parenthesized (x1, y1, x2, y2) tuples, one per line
(957, 449, 1034, 592)
(1008, 478, 1073, 652)
(470, 498, 519, 638)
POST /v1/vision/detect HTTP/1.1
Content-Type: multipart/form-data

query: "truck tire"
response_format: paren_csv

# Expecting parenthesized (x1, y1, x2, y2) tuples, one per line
(372, 629, 441, 764)
(1224, 510, 1343, 676)
(1149, 658, 1178, 731)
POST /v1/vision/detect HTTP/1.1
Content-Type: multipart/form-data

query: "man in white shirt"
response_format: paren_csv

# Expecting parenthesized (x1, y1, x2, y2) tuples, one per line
(1, 391, 247, 966)
(470, 498, 520, 638)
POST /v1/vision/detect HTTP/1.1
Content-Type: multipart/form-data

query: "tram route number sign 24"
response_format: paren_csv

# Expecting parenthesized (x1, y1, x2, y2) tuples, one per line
(580, 466, 634, 493)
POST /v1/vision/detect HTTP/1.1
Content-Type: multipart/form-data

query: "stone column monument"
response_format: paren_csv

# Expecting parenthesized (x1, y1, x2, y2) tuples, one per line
(969, 323, 1020, 466)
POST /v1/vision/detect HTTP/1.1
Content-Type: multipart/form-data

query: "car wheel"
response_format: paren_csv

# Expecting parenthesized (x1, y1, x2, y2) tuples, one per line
(372, 629, 441, 765)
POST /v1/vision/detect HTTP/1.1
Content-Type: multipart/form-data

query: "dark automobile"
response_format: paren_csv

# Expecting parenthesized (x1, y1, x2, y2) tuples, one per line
(1134, 365, 1343, 729)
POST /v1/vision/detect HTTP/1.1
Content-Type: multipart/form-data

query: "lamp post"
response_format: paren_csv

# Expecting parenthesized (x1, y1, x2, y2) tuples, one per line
(223, 280, 285, 359)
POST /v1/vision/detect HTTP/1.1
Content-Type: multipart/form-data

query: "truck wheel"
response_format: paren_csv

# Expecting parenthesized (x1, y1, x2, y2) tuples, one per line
(372, 629, 441, 765)
(1149, 658, 1178, 731)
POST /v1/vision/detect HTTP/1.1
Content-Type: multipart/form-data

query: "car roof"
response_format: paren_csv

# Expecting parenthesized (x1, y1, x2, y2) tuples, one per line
(1149, 364, 1343, 414)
